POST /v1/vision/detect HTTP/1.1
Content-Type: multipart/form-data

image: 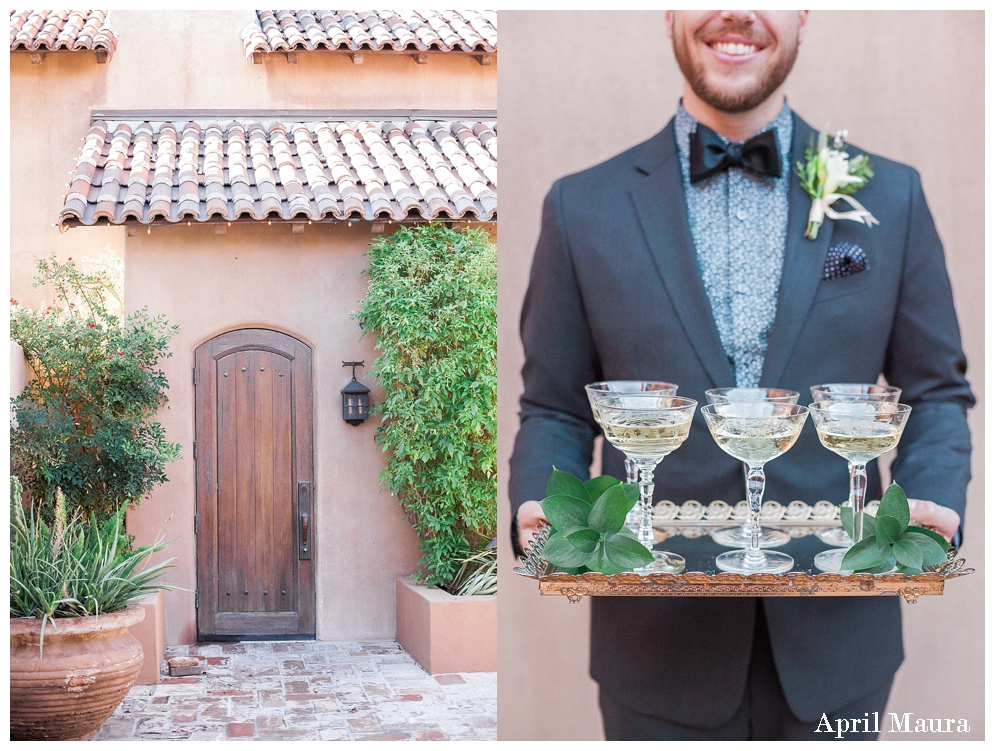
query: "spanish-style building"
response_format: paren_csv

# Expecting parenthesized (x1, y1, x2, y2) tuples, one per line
(11, 10, 497, 655)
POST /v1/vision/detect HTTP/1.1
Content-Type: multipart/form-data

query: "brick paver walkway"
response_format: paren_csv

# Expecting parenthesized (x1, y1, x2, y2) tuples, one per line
(92, 640, 496, 741)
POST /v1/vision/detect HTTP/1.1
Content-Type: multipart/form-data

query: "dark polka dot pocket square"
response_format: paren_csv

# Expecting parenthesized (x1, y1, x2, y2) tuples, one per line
(822, 242, 868, 280)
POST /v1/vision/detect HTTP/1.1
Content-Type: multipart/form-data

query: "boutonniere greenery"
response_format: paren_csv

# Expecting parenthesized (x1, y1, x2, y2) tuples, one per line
(796, 127, 879, 240)
(538, 468, 654, 574)
(840, 482, 952, 575)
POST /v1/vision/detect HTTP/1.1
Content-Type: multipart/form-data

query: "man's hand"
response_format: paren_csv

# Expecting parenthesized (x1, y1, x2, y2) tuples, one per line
(908, 498, 960, 543)
(517, 500, 549, 552)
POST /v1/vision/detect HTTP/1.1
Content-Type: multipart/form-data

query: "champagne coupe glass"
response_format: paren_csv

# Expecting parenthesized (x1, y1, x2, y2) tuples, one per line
(705, 388, 800, 549)
(809, 384, 902, 548)
(701, 402, 809, 574)
(590, 393, 697, 574)
(809, 401, 911, 573)
(585, 381, 679, 530)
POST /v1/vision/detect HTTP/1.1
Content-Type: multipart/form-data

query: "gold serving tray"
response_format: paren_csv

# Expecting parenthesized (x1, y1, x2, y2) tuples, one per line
(513, 500, 973, 604)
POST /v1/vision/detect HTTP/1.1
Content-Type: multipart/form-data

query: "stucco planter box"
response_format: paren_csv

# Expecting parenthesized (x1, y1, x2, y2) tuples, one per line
(395, 576, 497, 674)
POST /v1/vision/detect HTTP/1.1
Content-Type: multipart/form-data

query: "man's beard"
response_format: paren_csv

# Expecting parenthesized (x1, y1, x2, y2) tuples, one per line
(673, 27, 799, 114)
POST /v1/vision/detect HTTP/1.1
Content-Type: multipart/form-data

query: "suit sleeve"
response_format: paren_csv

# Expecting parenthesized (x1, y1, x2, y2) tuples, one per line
(508, 181, 602, 553)
(883, 168, 975, 534)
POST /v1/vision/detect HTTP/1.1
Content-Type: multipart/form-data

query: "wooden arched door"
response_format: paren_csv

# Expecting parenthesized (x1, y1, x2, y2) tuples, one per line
(194, 329, 314, 639)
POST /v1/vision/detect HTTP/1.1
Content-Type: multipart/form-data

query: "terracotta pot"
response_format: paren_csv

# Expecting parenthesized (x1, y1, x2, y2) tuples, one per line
(10, 605, 146, 741)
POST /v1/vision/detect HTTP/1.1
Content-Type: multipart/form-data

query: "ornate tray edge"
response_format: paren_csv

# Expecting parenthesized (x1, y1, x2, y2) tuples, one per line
(512, 524, 974, 604)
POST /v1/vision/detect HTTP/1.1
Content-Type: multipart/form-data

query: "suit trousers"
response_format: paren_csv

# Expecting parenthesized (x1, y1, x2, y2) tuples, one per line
(599, 600, 893, 741)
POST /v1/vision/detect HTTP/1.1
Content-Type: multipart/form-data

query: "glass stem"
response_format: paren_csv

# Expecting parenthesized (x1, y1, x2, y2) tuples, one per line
(625, 457, 638, 485)
(636, 461, 658, 549)
(624, 458, 640, 529)
(745, 464, 766, 566)
(740, 462, 752, 534)
(850, 462, 868, 544)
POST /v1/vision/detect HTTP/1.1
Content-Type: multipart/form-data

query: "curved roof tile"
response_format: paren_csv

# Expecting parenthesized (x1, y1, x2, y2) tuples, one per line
(10, 10, 117, 58)
(241, 10, 496, 60)
(58, 117, 498, 230)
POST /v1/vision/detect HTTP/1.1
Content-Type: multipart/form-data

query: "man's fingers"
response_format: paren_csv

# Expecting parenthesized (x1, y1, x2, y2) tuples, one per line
(517, 500, 548, 550)
(908, 498, 960, 543)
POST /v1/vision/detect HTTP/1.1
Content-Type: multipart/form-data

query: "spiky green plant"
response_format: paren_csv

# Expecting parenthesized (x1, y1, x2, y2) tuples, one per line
(10, 477, 175, 655)
(449, 546, 497, 596)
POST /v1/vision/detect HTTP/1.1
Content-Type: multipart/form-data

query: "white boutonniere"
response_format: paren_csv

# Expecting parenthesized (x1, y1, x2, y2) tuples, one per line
(795, 127, 879, 240)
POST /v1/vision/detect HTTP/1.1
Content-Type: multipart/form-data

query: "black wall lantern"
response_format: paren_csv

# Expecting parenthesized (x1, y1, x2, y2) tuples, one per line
(341, 361, 371, 426)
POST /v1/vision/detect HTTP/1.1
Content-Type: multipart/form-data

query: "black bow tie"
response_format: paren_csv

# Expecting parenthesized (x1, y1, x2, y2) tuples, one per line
(689, 124, 781, 184)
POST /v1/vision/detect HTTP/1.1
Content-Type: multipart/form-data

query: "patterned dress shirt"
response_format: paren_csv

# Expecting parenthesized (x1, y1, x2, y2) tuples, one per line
(674, 100, 793, 388)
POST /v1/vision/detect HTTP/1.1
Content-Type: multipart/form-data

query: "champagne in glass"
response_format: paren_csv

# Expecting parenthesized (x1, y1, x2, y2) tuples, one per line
(701, 402, 809, 574)
(809, 384, 903, 549)
(591, 393, 696, 574)
(585, 381, 678, 530)
(808, 401, 911, 573)
(705, 388, 800, 549)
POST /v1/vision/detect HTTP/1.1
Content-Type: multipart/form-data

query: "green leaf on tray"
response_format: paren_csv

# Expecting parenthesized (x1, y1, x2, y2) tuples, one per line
(876, 515, 903, 546)
(538, 468, 648, 575)
(891, 538, 923, 571)
(604, 533, 655, 569)
(565, 526, 600, 553)
(878, 482, 910, 530)
(541, 494, 591, 531)
(906, 525, 951, 551)
(901, 531, 948, 567)
(840, 505, 875, 540)
(587, 484, 629, 534)
(584, 475, 619, 503)
(542, 531, 593, 568)
(839, 481, 957, 576)
(842, 536, 890, 570)
(546, 467, 592, 504)
(586, 541, 629, 576)
(864, 558, 897, 575)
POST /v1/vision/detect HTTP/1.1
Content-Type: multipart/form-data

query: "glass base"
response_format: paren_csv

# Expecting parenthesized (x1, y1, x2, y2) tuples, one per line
(634, 550, 685, 575)
(813, 548, 853, 574)
(716, 549, 794, 575)
(712, 525, 790, 549)
(817, 526, 853, 548)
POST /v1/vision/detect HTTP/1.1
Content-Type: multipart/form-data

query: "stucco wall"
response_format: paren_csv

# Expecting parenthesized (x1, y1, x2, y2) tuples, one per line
(124, 222, 499, 645)
(9, 53, 122, 307)
(497, 10, 983, 741)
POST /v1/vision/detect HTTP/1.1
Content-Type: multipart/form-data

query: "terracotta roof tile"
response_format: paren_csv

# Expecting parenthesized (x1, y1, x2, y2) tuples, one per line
(58, 118, 498, 230)
(241, 10, 496, 60)
(10, 10, 117, 57)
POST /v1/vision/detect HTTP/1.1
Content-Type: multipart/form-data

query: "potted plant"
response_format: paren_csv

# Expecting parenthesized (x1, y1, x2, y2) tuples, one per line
(358, 224, 497, 673)
(10, 478, 174, 740)
(9, 253, 181, 737)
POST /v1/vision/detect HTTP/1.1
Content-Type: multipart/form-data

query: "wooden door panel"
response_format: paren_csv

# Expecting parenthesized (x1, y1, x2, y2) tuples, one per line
(195, 330, 314, 639)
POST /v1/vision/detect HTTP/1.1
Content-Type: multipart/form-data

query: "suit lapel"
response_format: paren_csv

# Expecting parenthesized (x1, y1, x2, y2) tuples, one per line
(628, 120, 735, 388)
(760, 113, 835, 387)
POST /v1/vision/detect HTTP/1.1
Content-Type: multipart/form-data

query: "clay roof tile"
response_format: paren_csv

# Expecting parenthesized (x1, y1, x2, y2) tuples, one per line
(57, 116, 496, 230)
(10, 10, 118, 58)
(240, 9, 495, 60)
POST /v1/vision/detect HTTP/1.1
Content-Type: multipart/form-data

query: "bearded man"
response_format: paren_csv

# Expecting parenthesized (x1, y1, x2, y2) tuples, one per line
(509, 10, 973, 741)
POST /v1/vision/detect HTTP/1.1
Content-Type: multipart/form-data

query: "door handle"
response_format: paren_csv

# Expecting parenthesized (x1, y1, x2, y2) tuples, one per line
(298, 481, 312, 560)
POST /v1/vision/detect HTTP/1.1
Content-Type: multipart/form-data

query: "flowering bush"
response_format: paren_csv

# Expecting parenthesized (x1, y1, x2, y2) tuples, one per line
(10, 253, 180, 520)
(358, 224, 496, 588)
